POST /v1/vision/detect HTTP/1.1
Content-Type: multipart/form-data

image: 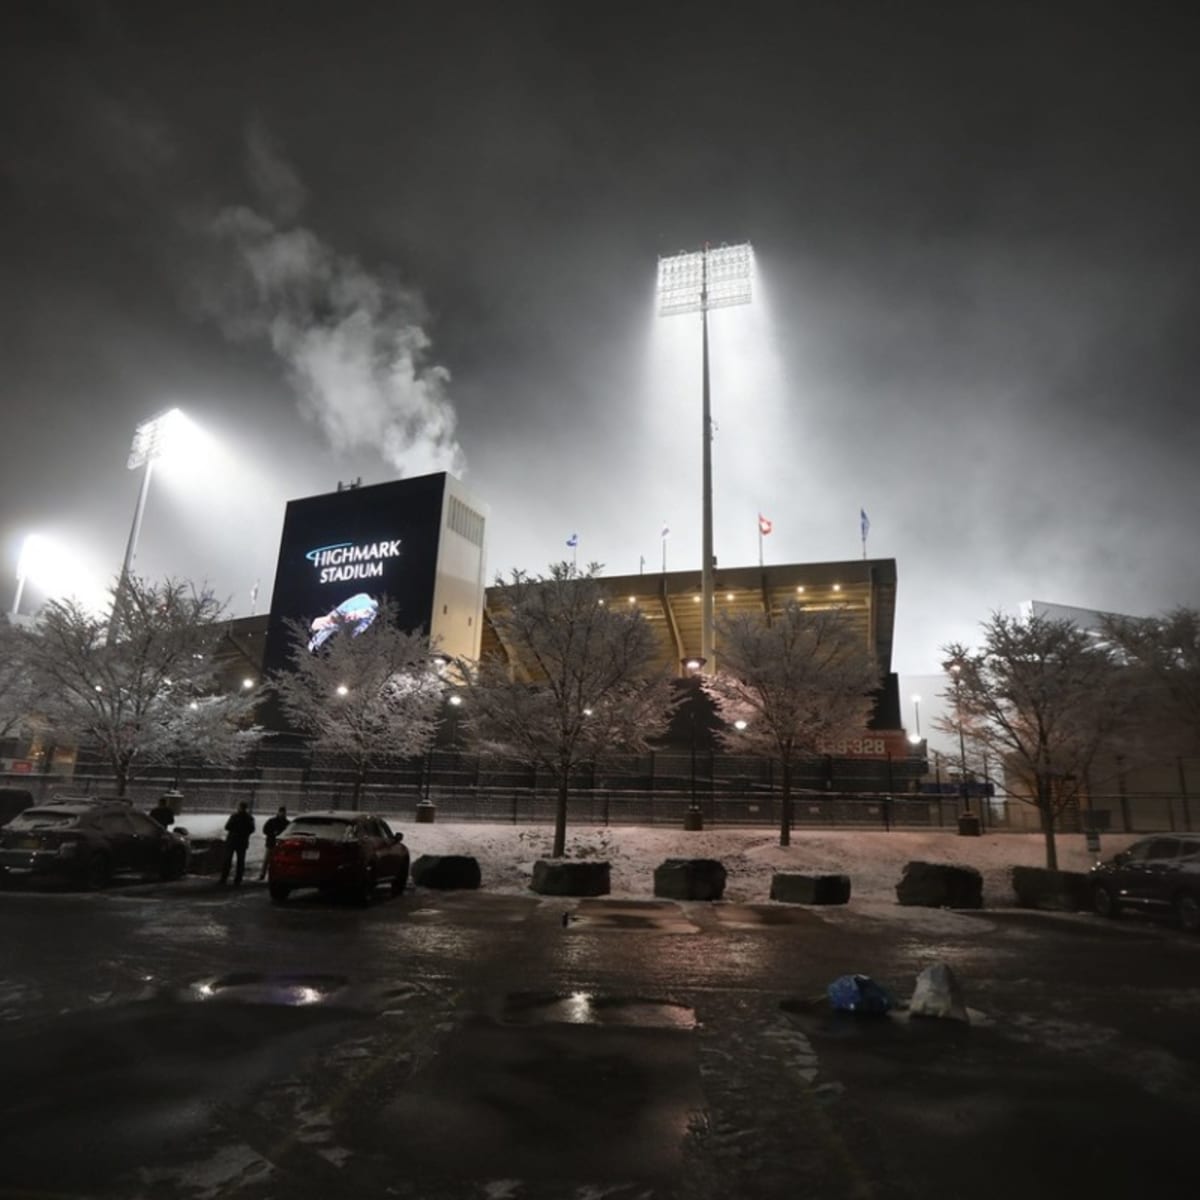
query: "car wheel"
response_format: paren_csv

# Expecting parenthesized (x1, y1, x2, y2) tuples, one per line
(1175, 892, 1200, 933)
(159, 847, 187, 882)
(269, 882, 291, 904)
(83, 853, 112, 891)
(1093, 884, 1120, 919)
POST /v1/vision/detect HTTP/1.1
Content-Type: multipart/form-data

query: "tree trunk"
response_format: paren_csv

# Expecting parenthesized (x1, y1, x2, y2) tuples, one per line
(552, 771, 569, 858)
(114, 758, 129, 798)
(779, 758, 792, 848)
(1038, 777, 1058, 869)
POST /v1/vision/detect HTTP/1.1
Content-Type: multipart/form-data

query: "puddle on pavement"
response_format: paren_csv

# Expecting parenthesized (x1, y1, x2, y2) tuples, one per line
(407, 894, 540, 924)
(568, 899, 699, 933)
(185, 972, 350, 1006)
(501, 991, 698, 1029)
(713, 903, 824, 928)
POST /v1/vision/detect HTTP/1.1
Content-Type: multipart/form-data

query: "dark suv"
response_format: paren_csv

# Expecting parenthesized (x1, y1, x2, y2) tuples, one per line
(1091, 834, 1200, 931)
(0, 801, 189, 888)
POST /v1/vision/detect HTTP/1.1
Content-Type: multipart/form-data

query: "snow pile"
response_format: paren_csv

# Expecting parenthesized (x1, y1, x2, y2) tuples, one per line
(177, 811, 1133, 909)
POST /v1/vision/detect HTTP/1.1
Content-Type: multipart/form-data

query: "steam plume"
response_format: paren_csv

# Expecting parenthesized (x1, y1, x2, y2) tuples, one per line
(207, 126, 464, 477)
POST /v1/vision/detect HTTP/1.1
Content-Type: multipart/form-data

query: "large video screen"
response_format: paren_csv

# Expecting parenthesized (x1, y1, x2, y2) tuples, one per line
(262, 473, 447, 683)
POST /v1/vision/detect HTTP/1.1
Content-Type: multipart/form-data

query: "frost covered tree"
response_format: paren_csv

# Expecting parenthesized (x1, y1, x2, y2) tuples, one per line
(272, 597, 443, 807)
(1101, 607, 1200, 757)
(0, 616, 39, 740)
(21, 577, 261, 796)
(938, 613, 1126, 869)
(462, 563, 677, 858)
(707, 603, 880, 847)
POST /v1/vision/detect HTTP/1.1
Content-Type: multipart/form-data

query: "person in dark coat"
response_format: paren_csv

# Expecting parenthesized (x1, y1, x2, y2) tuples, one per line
(258, 806, 290, 880)
(220, 801, 256, 886)
(149, 795, 176, 829)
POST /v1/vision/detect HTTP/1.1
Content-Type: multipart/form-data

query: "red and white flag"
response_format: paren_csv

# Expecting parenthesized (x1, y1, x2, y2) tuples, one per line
(758, 513, 773, 536)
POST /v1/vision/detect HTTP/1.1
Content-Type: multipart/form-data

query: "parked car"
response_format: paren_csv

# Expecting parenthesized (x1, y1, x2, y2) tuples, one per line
(267, 811, 409, 905)
(0, 801, 189, 888)
(1091, 833, 1200, 931)
(0, 788, 35, 827)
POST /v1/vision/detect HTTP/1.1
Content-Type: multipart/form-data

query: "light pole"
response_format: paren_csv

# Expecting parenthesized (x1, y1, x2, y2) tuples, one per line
(12, 534, 47, 617)
(107, 408, 188, 643)
(658, 244, 753, 674)
(946, 661, 970, 816)
(681, 656, 707, 830)
(911, 693, 922, 740)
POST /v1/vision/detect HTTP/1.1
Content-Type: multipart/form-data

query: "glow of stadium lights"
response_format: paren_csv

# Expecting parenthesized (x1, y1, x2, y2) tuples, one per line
(832, 583, 841, 592)
(734, 719, 748, 731)
(726, 592, 734, 601)
(241, 678, 255, 690)
(336, 684, 349, 696)
(796, 586, 805, 594)
(657, 242, 753, 674)
(189, 701, 199, 711)
(448, 694, 463, 707)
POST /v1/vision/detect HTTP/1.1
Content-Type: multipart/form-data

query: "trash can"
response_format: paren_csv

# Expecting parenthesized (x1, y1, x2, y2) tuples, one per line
(415, 800, 437, 823)
(957, 813, 981, 837)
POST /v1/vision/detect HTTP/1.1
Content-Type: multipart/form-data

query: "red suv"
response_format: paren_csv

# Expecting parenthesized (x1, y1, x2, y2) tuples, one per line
(267, 811, 409, 905)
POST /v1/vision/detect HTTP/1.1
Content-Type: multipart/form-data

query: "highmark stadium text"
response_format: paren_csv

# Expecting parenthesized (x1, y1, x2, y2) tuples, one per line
(305, 539, 403, 584)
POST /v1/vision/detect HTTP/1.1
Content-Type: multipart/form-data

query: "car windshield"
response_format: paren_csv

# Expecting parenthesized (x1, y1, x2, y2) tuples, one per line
(283, 818, 355, 842)
(6, 810, 81, 830)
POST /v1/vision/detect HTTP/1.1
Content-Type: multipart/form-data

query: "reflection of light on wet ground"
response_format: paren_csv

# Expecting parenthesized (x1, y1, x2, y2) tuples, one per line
(186, 973, 348, 1006)
(501, 992, 697, 1029)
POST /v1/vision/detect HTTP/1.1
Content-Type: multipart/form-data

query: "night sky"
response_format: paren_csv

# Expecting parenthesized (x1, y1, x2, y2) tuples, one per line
(3, 0, 1197, 673)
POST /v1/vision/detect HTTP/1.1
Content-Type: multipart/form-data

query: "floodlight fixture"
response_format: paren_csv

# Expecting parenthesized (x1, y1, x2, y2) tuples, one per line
(127, 407, 188, 471)
(657, 243, 753, 316)
(656, 242, 754, 673)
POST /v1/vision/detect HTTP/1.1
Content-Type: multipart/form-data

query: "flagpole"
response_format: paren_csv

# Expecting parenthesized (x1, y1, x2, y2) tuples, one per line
(758, 524, 763, 569)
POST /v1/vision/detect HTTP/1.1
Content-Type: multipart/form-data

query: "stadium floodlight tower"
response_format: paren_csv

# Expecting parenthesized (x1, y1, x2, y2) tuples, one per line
(106, 407, 188, 642)
(657, 242, 753, 673)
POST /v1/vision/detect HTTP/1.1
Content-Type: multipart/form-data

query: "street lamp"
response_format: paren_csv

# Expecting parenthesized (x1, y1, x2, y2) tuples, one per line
(658, 243, 753, 674)
(107, 407, 189, 642)
(911, 694, 922, 740)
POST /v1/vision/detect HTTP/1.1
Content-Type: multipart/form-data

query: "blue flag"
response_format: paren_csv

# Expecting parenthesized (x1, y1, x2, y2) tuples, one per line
(660, 523, 670, 539)
(860, 508, 870, 539)
(566, 533, 579, 548)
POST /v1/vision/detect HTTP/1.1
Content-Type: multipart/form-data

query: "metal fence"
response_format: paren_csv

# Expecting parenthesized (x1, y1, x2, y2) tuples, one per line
(4, 747, 1194, 834)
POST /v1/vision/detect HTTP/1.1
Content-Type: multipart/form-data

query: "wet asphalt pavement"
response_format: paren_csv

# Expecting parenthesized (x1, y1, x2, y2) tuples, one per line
(2, 877, 1200, 1199)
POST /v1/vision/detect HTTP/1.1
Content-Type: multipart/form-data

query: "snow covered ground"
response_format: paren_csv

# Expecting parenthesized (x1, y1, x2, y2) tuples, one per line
(176, 810, 1135, 915)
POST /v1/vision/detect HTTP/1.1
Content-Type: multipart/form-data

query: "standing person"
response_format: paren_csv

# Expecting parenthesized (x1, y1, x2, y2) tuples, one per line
(258, 806, 290, 880)
(148, 794, 176, 830)
(220, 801, 256, 886)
